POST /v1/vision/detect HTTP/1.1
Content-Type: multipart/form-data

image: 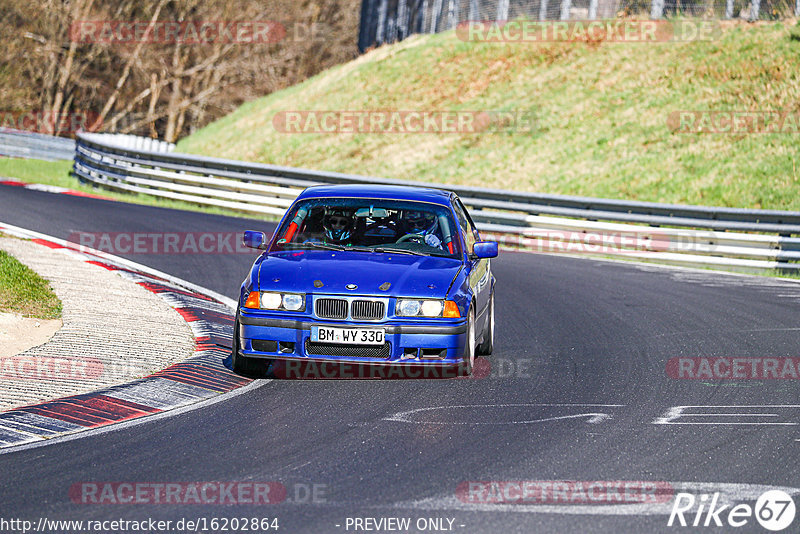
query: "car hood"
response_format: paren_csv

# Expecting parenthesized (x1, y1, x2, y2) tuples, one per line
(257, 250, 461, 298)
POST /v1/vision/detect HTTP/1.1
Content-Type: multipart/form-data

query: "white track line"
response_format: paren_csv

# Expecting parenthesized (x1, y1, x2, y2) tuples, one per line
(0, 221, 237, 309)
(0, 220, 270, 454)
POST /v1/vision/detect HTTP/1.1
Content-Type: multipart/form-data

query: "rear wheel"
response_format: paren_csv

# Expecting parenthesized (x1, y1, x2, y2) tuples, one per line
(461, 308, 476, 376)
(231, 317, 264, 376)
(476, 293, 494, 356)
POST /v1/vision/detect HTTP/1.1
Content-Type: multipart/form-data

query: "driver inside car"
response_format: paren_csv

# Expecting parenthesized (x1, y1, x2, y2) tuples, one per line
(321, 208, 356, 245)
(400, 209, 442, 248)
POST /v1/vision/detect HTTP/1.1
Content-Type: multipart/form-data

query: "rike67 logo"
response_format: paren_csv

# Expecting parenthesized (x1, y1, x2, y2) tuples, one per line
(668, 490, 796, 531)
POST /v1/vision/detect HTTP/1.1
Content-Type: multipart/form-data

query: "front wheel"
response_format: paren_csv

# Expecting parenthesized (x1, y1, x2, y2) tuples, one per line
(476, 293, 494, 355)
(460, 308, 476, 376)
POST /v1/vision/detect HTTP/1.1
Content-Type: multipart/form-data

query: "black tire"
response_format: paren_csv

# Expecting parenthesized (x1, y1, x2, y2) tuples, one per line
(460, 308, 476, 376)
(476, 293, 494, 356)
(231, 317, 264, 376)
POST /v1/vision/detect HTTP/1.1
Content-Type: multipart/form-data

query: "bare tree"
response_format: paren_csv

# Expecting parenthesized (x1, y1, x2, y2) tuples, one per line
(1, 0, 361, 140)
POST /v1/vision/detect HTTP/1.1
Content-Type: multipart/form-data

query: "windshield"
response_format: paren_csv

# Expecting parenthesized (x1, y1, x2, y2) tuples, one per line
(270, 198, 462, 258)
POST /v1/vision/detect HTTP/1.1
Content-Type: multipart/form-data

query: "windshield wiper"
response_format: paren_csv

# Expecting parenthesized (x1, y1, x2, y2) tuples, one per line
(307, 243, 374, 253)
(280, 242, 345, 251)
(372, 247, 426, 256)
(306, 242, 346, 251)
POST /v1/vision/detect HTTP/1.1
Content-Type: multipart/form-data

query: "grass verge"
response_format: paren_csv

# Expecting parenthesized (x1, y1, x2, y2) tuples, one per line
(0, 248, 62, 319)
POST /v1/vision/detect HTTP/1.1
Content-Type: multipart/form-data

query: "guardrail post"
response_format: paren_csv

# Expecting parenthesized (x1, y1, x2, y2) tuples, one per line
(496, 0, 510, 20)
(376, 0, 388, 43)
(386, 3, 397, 42)
(725, 0, 734, 18)
(540, 0, 549, 20)
(588, 0, 599, 18)
(650, 0, 665, 18)
(749, 0, 761, 19)
(397, 0, 408, 39)
(468, 0, 479, 20)
(430, 0, 443, 31)
(560, 0, 572, 20)
(446, 0, 458, 29)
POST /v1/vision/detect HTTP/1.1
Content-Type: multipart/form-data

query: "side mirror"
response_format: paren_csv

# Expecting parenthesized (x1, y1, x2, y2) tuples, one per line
(243, 230, 266, 249)
(473, 241, 498, 259)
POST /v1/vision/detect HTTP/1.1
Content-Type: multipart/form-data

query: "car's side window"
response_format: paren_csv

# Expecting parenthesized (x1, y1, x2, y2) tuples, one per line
(453, 198, 477, 255)
(461, 200, 481, 240)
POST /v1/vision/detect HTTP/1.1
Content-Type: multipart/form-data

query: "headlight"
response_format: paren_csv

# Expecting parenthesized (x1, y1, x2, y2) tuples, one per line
(396, 299, 450, 317)
(282, 293, 304, 311)
(397, 299, 421, 316)
(259, 291, 305, 311)
(421, 300, 443, 317)
(260, 292, 283, 309)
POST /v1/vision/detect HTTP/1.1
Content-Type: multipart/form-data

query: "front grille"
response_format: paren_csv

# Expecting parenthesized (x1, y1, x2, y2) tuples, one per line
(314, 297, 386, 320)
(315, 298, 348, 319)
(351, 300, 385, 320)
(305, 339, 391, 359)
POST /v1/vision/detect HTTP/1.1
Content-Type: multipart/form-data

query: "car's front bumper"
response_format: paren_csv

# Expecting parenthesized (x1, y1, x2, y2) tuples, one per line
(237, 311, 468, 367)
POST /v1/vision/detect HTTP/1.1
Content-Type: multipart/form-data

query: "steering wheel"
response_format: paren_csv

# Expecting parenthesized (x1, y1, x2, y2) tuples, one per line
(396, 233, 424, 244)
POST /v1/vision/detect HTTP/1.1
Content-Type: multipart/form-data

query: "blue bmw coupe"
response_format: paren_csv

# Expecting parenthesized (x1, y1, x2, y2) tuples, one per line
(233, 184, 497, 377)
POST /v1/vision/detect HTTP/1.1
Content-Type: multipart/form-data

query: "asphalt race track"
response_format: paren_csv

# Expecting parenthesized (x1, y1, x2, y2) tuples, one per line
(2, 183, 800, 533)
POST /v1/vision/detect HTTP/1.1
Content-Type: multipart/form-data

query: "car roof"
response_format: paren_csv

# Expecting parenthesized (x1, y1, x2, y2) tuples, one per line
(296, 184, 454, 206)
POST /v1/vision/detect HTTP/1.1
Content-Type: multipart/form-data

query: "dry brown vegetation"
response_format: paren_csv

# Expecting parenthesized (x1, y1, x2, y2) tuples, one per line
(0, 0, 359, 141)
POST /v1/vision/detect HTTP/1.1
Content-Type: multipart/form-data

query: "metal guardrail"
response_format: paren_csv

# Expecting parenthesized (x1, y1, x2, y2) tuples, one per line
(0, 130, 173, 161)
(0, 128, 75, 161)
(84, 133, 175, 154)
(70, 132, 800, 273)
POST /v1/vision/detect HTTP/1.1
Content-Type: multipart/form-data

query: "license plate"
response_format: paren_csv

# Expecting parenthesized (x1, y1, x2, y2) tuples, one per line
(311, 326, 385, 345)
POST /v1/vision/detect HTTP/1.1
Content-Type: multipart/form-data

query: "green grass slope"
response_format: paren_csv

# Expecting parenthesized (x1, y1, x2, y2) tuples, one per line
(178, 20, 800, 210)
